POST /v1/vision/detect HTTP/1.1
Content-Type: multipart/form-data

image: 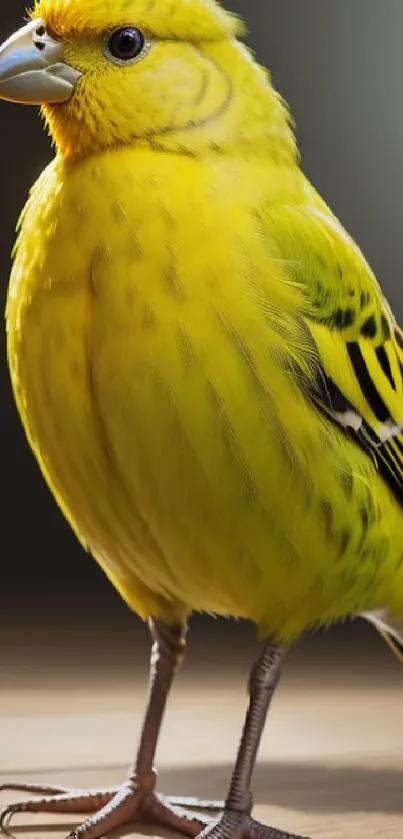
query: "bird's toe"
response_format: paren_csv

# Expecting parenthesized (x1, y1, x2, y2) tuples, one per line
(197, 811, 310, 839)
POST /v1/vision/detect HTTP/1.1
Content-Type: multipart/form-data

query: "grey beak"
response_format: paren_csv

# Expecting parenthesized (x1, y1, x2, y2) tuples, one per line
(0, 18, 81, 105)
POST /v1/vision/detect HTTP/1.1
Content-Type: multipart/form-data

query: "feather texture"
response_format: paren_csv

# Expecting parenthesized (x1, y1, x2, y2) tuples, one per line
(260, 193, 403, 505)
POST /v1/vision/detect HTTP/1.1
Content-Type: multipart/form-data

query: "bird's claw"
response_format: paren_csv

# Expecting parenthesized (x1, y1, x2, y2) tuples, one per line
(198, 811, 310, 839)
(0, 781, 224, 839)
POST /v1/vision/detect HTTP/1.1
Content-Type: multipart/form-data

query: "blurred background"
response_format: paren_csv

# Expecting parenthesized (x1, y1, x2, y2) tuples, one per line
(1, 4, 403, 836)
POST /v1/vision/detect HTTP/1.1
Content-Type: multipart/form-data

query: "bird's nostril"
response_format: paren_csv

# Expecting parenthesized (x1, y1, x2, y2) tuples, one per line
(35, 42, 46, 51)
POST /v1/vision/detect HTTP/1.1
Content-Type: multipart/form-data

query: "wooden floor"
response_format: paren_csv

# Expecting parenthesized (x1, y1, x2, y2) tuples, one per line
(1, 597, 403, 838)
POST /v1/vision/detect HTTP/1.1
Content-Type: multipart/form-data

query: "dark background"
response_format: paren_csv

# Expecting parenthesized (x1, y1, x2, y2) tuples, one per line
(0, 0, 402, 621)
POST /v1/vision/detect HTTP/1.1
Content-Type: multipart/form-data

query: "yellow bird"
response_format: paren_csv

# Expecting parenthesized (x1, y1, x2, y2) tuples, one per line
(0, 1, 402, 838)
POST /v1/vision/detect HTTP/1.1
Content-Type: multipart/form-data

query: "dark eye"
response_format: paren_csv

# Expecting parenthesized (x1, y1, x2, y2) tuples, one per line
(106, 27, 146, 63)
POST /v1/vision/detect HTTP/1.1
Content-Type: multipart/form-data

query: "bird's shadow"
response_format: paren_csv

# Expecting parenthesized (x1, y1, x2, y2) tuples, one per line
(164, 760, 403, 815)
(2, 759, 402, 837)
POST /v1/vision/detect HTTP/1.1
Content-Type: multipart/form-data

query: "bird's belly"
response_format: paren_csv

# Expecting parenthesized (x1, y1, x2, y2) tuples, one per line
(9, 281, 273, 622)
(8, 278, 278, 622)
(7, 295, 229, 619)
(10, 265, 403, 641)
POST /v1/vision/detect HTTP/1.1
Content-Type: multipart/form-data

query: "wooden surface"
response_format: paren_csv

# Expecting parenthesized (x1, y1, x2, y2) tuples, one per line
(1, 603, 403, 839)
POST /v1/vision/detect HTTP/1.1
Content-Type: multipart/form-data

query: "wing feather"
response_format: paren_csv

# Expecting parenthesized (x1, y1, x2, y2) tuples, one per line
(262, 186, 403, 504)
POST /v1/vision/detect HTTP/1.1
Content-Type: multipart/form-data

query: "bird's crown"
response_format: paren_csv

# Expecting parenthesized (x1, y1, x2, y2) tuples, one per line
(32, 0, 244, 40)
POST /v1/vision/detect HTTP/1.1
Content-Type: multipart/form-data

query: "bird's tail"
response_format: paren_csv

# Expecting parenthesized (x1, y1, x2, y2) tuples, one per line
(362, 610, 403, 665)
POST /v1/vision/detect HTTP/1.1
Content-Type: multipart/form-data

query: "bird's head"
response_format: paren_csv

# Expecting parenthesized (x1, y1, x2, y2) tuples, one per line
(0, 0, 295, 160)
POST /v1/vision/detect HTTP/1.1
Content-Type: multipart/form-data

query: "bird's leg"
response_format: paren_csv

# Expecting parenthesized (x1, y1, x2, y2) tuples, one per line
(0, 619, 223, 839)
(198, 642, 309, 839)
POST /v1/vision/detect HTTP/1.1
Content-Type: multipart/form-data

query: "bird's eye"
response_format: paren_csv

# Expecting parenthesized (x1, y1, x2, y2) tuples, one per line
(105, 27, 147, 64)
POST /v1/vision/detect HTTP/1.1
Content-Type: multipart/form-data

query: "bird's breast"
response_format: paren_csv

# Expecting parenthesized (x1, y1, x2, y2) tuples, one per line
(7, 149, 307, 622)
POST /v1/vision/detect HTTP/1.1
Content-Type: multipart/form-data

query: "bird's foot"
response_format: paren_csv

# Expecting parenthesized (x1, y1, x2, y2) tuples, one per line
(198, 808, 309, 839)
(0, 777, 224, 839)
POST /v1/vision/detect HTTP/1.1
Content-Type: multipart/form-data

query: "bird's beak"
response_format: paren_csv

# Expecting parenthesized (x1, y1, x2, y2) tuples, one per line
(0, 18, 81, 105)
